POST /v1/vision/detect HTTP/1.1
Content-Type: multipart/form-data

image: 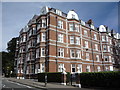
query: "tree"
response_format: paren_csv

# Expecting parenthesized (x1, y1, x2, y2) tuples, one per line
(2, 37, 18, 77)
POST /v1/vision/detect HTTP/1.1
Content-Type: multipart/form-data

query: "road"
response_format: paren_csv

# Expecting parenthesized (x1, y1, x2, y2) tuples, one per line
(2, 78, 42, 90)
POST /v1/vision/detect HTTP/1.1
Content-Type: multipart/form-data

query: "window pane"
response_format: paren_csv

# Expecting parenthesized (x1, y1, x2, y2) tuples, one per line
(42, 33, 46, 42)
(69, 23, 74, 31)
(70, 36, 74, 44)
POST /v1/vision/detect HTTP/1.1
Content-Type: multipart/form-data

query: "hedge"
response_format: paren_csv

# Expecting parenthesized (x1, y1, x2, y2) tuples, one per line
(38, 72, 63, 83)
(80, 71, 120, 88)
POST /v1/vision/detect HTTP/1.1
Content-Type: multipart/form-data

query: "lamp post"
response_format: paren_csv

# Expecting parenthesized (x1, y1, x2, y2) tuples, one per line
(45, 73, 47, 87)
(70, 72, 73, 86)
(10, 71, 13, 78)
(76, 67, 81, 88)
(62, 67, 67, 85)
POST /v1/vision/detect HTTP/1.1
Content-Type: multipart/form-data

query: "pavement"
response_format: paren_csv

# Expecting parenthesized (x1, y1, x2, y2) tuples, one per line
(2, 77, 120, 90)
(6, 77, 80, 89)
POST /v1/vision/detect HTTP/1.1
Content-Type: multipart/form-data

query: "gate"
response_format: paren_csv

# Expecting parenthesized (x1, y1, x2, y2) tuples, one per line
(70, 73, 76, 86)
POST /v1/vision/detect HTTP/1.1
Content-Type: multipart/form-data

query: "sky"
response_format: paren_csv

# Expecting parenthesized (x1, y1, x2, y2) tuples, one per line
(1, 2, 119, 51)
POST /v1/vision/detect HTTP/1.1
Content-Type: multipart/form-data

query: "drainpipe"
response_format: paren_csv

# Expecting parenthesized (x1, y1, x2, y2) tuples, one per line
(90, 29, 95, 72)
(99, 32, 105, 71)
(56, 16, 58, 72)
(45, 17, 48, 73)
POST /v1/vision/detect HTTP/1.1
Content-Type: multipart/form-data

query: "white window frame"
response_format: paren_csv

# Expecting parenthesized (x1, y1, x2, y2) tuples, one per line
(32, 27, 36, 35)
(75, 24, 79, 32)
(69, 23, 74, 31)
(36, 48, 40, 58)
(41, 63, 45, 72)
(70, 36, 74, 44)
(96, 55, 99, 61)
(42, 19, 46, 28)
(23, 35, 26, 42)
(76, 50, 81, 59)
(76, 37, 80, 45)
(109, 56, 112, 62)
(94, 34, 97, 40)
(85, 41, 88, 48)
(108, 46, 110, 52)
(41, 48, 45, 57)
(110, 39, 112, 44)
(104, 56, 108, 62)
(86, 53, 89, 60)
(58, 63, 64, 72)
(71, 64, 76, 73)
(95, 44, 98, 50)
(102, 36, 105, 41)
(105, 66, 109, 71)
(28, 30, 31, 37)
(58, 34, 64, 43)
(70, 49, 75, 58)
(35, 64, 39, 74)
(77, 64, 82, 73)
(84, 30, 88, 36)
(58, 48, 64, 57)
(97, 66, 101, 72)
(58, 20, 63, 29)
(56, 10, 62, 16)
(103, 45, 107, 52)
(86, 65, 90, 72)
(106, 36, 108, 42)
(26, 66, 29, 74)
(110, 66, 113, 71)
(41, 33, 46, 42)
(37, 34, 40, 43)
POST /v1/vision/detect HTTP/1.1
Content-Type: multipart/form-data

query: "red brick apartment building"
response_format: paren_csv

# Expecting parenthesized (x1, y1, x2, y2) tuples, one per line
(14, 6, 120, 79)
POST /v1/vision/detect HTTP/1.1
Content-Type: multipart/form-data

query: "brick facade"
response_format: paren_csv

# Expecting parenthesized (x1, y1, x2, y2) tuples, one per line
(15, 6, 120, 79)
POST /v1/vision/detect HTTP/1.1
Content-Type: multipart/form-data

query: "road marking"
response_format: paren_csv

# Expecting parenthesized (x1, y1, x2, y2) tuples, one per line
(7, 80, 32, 88)
(16, 83, 32, 88)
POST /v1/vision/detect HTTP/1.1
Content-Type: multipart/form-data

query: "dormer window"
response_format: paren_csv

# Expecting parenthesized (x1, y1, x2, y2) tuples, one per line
(67, 10, 79, 20)
(91, 25, 94, 29)
(102, 27, 104, 31)
(99, 25, 106, 32)
(81, 20, 85, 26)
(72, 14, 75, 19)
(40, 6, 49, 15)
(56, 10, 62, 16)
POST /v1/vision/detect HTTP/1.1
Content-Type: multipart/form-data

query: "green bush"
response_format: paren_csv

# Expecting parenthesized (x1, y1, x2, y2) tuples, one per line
(80, 71, 120, 88)
(38, 72, 63, 83)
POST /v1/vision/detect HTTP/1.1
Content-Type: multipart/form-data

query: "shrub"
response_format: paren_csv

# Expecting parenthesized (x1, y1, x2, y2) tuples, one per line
(38, 72, 63, 83)
(80, 71, 120, 88)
